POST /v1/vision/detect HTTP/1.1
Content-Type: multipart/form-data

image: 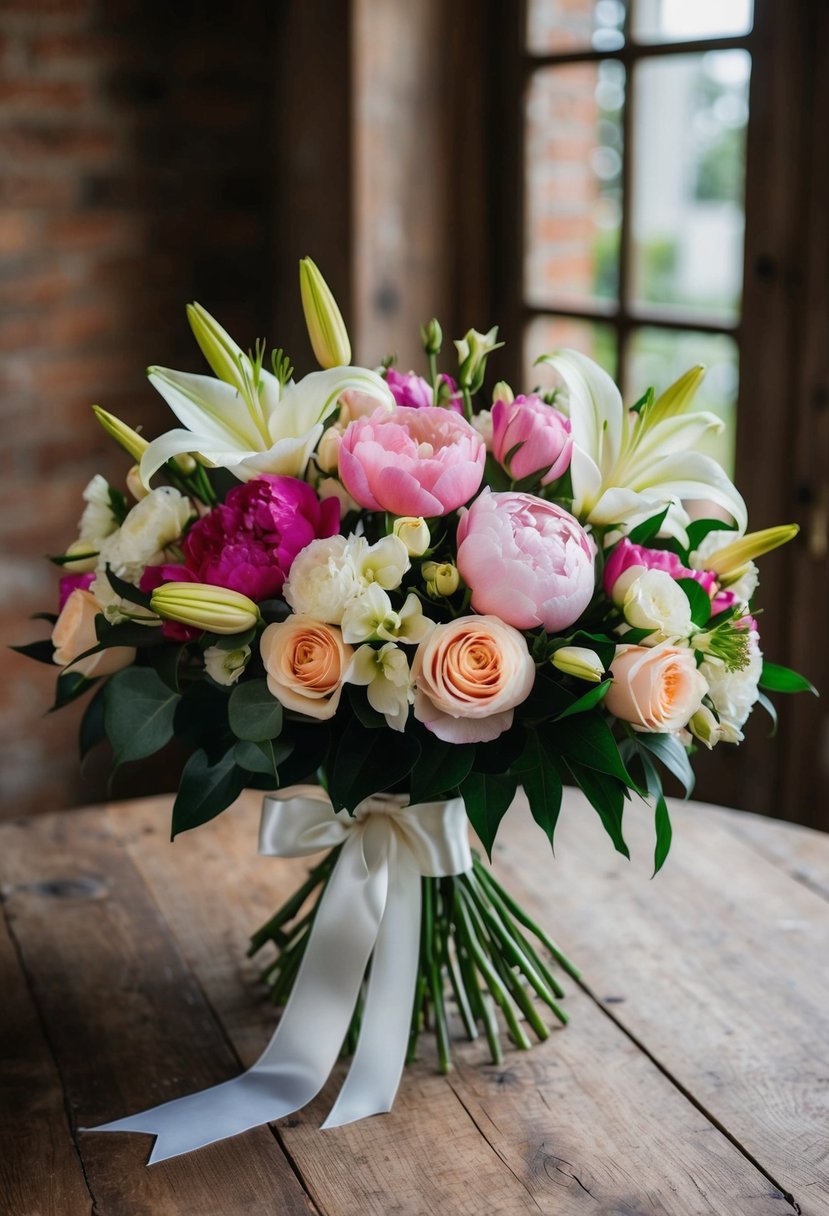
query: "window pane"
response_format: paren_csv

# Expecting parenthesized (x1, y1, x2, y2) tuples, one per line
(523, 315, 618, 392)
(525, 61, 624, 311)
(633, 0, 753, 44)
(630, 51, 750, 323)
(526, 0, 625, 54)
(626, 328, 739, 473)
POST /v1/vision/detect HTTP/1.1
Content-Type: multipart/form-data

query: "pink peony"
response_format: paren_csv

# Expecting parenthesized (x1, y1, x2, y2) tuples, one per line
(59, 572, 94, 611)
(456, 490, 595, 632)
(603, 539, 717, 603)
(338, 406, 485, 518)
(491, 394, 572, 485)
(179, 475, 339, 602)
(386, 368, 462, 413)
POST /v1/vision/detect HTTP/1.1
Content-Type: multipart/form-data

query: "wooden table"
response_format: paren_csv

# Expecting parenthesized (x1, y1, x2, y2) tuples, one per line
(2, 789, 828, 1216)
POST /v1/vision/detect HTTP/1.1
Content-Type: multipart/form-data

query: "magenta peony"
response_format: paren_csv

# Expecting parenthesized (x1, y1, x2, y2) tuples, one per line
(491, 394, 572, 485)
(180, 475, 340, 602)
(386, 368, 462, 413)
(338, 406, 485, 518)
(456, 490, 595, 631)
(58, 572, 94, 610)
(603, 538, 716, 603)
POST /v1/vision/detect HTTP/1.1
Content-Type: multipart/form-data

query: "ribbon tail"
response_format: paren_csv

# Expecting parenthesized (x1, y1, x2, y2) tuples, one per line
(322, 850, 421, 1128)
(85, 831, 386, 1163)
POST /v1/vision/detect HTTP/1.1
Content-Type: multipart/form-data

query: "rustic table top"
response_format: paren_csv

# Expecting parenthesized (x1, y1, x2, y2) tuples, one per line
(2, 788, 828, 1216)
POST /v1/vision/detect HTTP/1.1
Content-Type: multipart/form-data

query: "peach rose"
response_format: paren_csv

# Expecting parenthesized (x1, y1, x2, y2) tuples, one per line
(260, 616, 353, 720)
(412, 615, 535, 744)
(51, 589, 136, 678)
(605, 643, 708, 733)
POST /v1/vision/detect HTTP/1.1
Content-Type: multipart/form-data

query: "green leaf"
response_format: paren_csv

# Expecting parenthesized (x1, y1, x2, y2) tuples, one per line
(561, 630, 617, 672)
(328, 718, 421, 813)
(756, 690, 778, 736)
(675, 578, 711, 627)
(234, 737, 292, 780)
(52, 670, 95, 711)
(684, 518, 735, 556)
(104, 667, 181, 766)
(409, 735, 475, 803)
(206, 627, 256, 652)
(48, 551, 98, 567)
(474, 726, 526, 774)
(515, 731, 563, 851)
(30, 611, 58, 624)
(79, 683, 107, 762)
(759, 661, 818, 696)
(566, 761, 630, 858)
(228, 678, 284, 741)
(638, 750, 672, 874)
(151, 643, 185, 693)
(636, 731, 695, 798)
(11, 639, 55, 665)
(552, 714, 638, 789)
(172, 748, 247, 837)
(346, 683, 386, 729)
(627, 506, 669, 546)
(460, 771, 518, 860)
(554, 680, 611, 720)
(95, 616, 164, 649)
(107, 484, 129, 525)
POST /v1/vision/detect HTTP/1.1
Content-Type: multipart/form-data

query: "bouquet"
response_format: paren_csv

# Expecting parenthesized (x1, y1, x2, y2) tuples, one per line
(18, 258, 813, 1160)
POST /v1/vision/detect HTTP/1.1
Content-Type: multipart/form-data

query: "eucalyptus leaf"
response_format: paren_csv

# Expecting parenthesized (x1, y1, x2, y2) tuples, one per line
(104, 667, 181, 766)
(228, 679, 284, 741)
(172, 748, 247, 837)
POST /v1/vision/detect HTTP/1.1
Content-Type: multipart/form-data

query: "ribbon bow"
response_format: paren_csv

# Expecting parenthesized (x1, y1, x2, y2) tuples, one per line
(87, 785, 472, 1163)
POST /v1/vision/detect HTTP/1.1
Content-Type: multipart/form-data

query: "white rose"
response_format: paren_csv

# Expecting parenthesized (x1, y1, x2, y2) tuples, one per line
(204, 644, 250, 686)
(700, 630, 762, 730)
(283, 535, 364, 623)
(393, 516, 431, 557)
(691, 532, 759, 606)
(622, 569, 693, 644)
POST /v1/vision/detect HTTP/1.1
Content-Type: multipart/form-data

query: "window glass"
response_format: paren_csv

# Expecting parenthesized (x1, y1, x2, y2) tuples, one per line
(633, 0, 753, 44)
(525, 61, 625, 310)
(523, 315, 618, 393)
(626, 327, 739, 473)
(630, 51, 750, 323)
(526, 0, 625, 54)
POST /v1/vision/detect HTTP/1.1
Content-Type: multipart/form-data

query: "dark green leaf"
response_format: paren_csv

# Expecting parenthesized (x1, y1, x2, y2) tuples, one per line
(409, 735, 475, 803)
(562, 630, 617, 672)
(228, 678, 284, 741)
(174, 682, 231, 760)
(627, 506, 669, 546)
(566, 761, 630, 858)
(258, 599, 291, 624)
(11, 639, 55, 665)
(52, 670, 95, 710)
(151, 643, 185, 693)
(208, 627, 257, 652)
(684, 518, 735, 555)
(107, 484, 129, 525)
(515, 731, 563, 852)
(759, 661, 818, 696)
(172, 748, 247, 837)
(48, 551, 98, 567)
(103, 566, 153, 609)
(30, 612, 59, 624)
(756, 691, 778, 736)
(460, 771, 518, 859)
(328, 718, 421, 813)
(636, 731, 695, 798)
(638, 751, 672, 874)
(276, 723, 329, 787)
(552, 714, 638, 789)
(234, 737, 292, 780)
(94, 616, 164, 648)
(675, 578, 711, 627)
(79, 684, 107, 762)
(474, 726, 526, 774)
(554, 680, 611, 720)
(346, 684, 386, 729)
(104, 667, 181, 766)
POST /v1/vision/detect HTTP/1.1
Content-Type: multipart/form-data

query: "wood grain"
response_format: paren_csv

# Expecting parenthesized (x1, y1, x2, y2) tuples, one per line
(710, 807, 829, 902)
(109, 793, 796, 1215)
(0, 810, 315, 1216)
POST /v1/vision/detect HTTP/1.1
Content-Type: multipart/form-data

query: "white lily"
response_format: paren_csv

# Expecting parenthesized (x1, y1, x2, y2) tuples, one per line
(536, 350, 747, 540)
(140, 304, 393, 487)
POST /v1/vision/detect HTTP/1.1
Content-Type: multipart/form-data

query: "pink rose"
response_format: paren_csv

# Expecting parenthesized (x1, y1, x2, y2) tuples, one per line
(339, 406, 485, 518)
(412, 615, 535, 743)
(260, 617, 352, 720)
(605, 643, 708, 732)
(456, 490, 595, 631)
(385, 368, 463, 413)
(52, 589, 135, 678)
(180, 475, 340, 602)
(491, 394, 572, 485)
(603, 538, 716, 604)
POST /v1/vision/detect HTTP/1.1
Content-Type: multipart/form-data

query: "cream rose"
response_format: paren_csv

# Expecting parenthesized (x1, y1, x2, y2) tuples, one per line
(412, 614, 535, 744)
(622, 569, 694, 644)
(260, 617, 353, 720)
(52, 589, 136, 678)
(605, 643, 708, 733)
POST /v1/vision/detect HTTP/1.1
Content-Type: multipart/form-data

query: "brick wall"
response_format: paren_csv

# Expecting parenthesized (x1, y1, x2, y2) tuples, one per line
(1, 0, 278, 815)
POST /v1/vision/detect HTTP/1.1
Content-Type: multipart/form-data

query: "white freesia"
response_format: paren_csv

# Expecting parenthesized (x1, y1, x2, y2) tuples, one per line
(691, 531, 758, 607)
(622, 569, 694, 644)
(78, 474, 119, 546)
(358, 535, 410, 589)
(204, 644, 251, 686)
(700, 630, 762, 730)
(284, 534, 411, 625)
(341, 585, 434, 646)
(535, 351, 747, 541)
(345, 642, 413, 732)
(139, 304, 394, 486)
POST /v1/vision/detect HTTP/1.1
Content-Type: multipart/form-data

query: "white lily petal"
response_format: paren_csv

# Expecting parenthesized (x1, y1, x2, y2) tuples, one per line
(149, 367, 267, 449)
(587, 486, 655, 527)
(536, 349, 623, 476)
(237, 427, 323, 480)
(631, 451, 747, 533)
(568, 444, 604, 518)
(275, 366, 393, 440)
(625, 411, 724, 469)
(139, 428, 241, 486)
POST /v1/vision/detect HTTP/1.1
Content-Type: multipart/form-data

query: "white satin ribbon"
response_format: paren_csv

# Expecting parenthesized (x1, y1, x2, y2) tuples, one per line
(85, 785, 472, 1163)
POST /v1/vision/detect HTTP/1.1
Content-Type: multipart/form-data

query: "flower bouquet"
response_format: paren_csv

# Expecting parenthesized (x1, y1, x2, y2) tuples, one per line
(18, 259, 813, 1161)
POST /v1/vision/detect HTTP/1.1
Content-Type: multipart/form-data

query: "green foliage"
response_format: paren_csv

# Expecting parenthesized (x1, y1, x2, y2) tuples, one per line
(228, 679, 284, 741)
(459, 771, 518, 860)
(409, 736, 475, 804)
(104, 667, 181, 767)
(553, 680, 611, 721)
(675, 577, 711, 628)
(11, 639, 55, 665)
(635, 731, 695, 798)
(172, 749, 247, 837)
(759, 662, 817, 696)
(327, 717, 421, 813)
(626, 505, 669, 545)
(513, 730, 563, 851)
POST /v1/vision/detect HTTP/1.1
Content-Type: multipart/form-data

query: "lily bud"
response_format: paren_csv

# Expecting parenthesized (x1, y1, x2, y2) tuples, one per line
(689, 705, 743, 749)
(422, 560, 460, 597)
(126, 465, 149, 501)
(393, 516, 431, 557)
(454, 326, 503, 392)
(92, 405, 148, 461)
(150, 582, 260, 635)
(703, 524, 799, 578)
(492, 380, 514, 406)
(551, 645, 605, 683)
(299, 257, 351, 369)
(316, 423, 344, 474)
(61, 538, 99, 574)
(420, 318, 442, 356)
(186, 302, 249, 394)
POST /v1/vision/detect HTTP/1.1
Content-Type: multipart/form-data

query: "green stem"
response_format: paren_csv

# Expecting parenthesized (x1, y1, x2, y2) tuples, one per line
(473, 858, 581, 980)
